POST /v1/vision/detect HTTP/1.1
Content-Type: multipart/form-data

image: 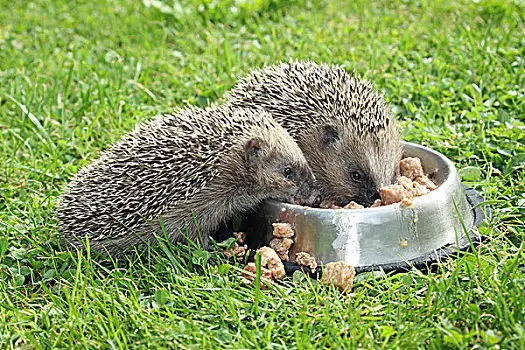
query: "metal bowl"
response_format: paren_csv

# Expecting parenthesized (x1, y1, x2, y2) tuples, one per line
(237, 142, 490, 273)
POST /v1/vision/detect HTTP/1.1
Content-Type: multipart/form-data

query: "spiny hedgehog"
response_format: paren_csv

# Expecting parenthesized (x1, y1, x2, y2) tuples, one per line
(58, 105, 319, 255)
(226, 60, 402, 207)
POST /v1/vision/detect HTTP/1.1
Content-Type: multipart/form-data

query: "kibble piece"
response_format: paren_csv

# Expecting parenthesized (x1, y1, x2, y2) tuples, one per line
(295, 252, 318, 270)
(396, 175, 431, 198)
(411, 181, 431, 197)
(275, 251, 289, 262)
(270, 223, 295, 262)
(242, 263, 273, 288)
(269, 238, 293, 261)
(399, 157, 425, 180)
(272, 223, 295, 238)
(396, 176, 413, 191)
(269, 238, 293, 252)
(370, 199, 383, 208)
(241, 246, 287, 286)
(222, 249, 234, 259)
(222, 231, 247, 260)
(321, 261, 356, 293)
(414, 175, 437, 191)
(231, 243, 248, 260)
(222, 243, 248, 260)
(378, 184, 412, 205)
(233, 231, 246, 243)
(222, 231, 248, 260)
(258, 247, 286, 280)
(343, 201, 364, 209)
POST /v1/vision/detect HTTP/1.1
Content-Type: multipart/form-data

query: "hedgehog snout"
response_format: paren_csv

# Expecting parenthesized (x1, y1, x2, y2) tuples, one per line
(294, 180, 322, 206)
(293, 193, 321, 207)
(358, 190, 381, 207)
(310, 194, 322, 207)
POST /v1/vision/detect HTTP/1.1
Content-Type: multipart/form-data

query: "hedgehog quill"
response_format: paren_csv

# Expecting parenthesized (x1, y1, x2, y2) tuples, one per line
(58, 106, 319, 255)
(227, 61, 402, 207)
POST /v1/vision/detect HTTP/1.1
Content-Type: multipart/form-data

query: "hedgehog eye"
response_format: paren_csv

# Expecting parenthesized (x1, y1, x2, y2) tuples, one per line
(283, 167, 294, 178)
(351, 171, 362, 183)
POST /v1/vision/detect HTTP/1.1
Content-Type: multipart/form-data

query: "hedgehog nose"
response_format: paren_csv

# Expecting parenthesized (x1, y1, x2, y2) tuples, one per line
(360, 191, 381, 207)
(301, 193, 321, 207)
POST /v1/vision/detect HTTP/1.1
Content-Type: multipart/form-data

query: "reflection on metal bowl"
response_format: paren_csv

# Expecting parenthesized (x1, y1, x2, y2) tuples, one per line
(236, 142, 491, 273)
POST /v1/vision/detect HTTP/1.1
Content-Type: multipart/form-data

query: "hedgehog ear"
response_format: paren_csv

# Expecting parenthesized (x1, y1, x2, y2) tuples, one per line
(320, 124, 340, 148)
(245, 137, 265, 167)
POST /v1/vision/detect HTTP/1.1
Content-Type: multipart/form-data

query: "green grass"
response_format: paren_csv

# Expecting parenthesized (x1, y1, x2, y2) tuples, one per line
(1, 0, 525, 348)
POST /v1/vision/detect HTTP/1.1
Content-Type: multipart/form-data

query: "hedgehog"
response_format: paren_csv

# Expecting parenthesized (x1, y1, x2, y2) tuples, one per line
(226, 60, 402, 207)
(57, 105, 319, 255)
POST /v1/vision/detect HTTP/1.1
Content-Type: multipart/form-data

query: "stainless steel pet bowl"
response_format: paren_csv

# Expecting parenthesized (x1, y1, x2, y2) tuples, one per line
(237, 142, 491, 274)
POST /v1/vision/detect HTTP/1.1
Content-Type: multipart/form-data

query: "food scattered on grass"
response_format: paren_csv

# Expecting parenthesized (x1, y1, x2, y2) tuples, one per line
(221, 231, 248, 260)
(269, 237, 293, 261)
(295, 252, 318, 270)
(242, 246, 286, 288)
(242, 263, 274, 288)
(268, 222, 295, 261)
(236, 223, 356, 293)
(321, 261, 356, 293)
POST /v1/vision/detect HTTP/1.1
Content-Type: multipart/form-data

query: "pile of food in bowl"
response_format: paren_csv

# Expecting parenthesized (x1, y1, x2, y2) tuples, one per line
(320, 156, 437, 209)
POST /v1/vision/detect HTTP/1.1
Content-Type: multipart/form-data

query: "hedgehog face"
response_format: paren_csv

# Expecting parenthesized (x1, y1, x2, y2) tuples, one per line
(345, 128, 402, 206)
(244, 137, 319, 206)
(301, 123, 401, 207)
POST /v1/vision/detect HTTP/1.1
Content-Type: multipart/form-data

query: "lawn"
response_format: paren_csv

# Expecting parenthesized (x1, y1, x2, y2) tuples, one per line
(1, 0, 525, 348)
